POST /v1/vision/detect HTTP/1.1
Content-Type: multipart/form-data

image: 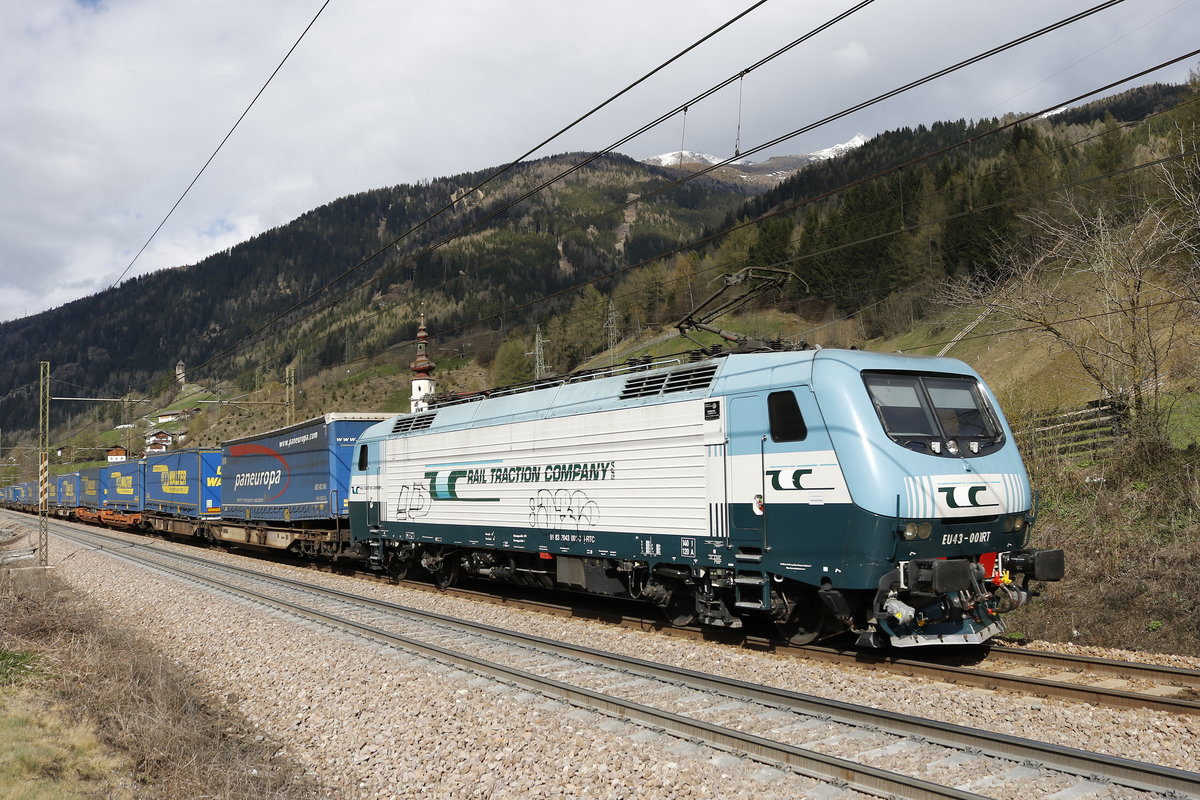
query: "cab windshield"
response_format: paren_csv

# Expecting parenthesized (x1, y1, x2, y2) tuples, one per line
(862, 372, 1003, 456)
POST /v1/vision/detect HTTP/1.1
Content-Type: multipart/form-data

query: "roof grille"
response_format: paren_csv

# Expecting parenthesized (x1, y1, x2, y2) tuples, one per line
(391, 413, 436, 434)
(620, 363, 718, 400)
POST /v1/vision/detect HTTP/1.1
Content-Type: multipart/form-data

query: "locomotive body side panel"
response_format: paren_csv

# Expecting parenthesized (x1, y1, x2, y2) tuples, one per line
(722, 385, 856, 584)
(365, 398, 719, 562)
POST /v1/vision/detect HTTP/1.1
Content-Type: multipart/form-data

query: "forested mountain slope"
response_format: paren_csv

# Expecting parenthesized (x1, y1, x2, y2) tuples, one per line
(0, 153, 747, 433)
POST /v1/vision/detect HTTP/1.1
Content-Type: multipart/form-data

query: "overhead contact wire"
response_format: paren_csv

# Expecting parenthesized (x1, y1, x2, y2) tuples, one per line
(551, 0, 1130, 242)
(302, 0, 1133, 339)
(109, 0, 334, 289)
(182, 0, 879, 374)
(333, 19, 1191, 354)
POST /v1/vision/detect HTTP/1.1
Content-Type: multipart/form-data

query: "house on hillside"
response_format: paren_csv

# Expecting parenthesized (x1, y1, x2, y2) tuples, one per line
(145, 430, 188, 452)
(106, 446, 130, 463)
(156, 407, 199, 425)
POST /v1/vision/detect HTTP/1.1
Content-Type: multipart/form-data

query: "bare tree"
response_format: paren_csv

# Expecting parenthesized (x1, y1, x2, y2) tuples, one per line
(942, 192, 1198, 436)
(1154, 123, 1200, 296)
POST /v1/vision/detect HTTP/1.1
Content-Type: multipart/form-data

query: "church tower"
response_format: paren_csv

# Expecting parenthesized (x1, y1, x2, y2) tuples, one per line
(409, 312, 436, 413)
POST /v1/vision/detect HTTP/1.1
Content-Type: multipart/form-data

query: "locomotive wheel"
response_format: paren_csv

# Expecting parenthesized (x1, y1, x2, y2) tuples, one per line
(666, 588, 698, 627)
(430, 553, 461, 589)
(774, 591, 826, 645)
(386, 552, 413, 581)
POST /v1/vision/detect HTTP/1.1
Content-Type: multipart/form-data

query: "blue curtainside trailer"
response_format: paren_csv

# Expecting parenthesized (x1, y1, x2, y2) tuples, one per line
(221, 413, 389, 523)
(56, 473, 81, 509)
(104, 459, 145, 512)
(79, 467, 106, 510)
(145, 448, 222, 518)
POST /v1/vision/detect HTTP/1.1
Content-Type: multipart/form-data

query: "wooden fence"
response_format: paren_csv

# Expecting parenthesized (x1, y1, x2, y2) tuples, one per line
(1014, 402, 1127, 457)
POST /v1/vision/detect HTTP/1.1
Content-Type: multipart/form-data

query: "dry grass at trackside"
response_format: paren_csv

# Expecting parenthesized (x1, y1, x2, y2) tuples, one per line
(1004, 432, 1200, 657)
(0, 565, 319, 800)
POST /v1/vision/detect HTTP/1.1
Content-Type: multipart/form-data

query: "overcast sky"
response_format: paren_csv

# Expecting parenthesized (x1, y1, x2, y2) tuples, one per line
(1, 0, 1197, 322)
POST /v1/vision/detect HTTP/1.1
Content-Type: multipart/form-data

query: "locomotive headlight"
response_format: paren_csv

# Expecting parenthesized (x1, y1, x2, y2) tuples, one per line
(918, 521, 932, 539)
(945, 439, 960, 456)
(902, 522, 918, 540)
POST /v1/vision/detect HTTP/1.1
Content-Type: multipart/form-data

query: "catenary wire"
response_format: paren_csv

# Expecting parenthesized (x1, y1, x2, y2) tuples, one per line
(108, 0, 334, 289)
(295, 0, 1139, 337)
(60, 43, 1199, 448)
(548, 0, 1131, 244)
(41, 0, 792, 444)
(218, 46, 1200, 405)
(40, 3, 1183, 444)
(347, 139, 1200, 373)
(208, 0, 1134, 379)
(174, 0, 879, 379)
(318, 52, 1200, 357)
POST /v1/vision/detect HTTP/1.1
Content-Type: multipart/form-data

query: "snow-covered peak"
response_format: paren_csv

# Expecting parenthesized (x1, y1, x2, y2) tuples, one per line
(808, 132, 868, 160)
(642, 150, 751, 167)
(641, 133, 868, 169)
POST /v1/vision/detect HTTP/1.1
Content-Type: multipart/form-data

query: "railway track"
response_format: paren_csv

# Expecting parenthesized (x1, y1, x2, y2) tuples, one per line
(790, 644, 1200, 717)
(9, 508, 1200, 718)
(363, 565, 1200, 717)
(37, 519, 1200, 800)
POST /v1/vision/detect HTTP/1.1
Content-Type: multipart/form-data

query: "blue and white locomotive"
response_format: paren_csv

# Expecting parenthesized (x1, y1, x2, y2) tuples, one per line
(350, 347, 1063, 647)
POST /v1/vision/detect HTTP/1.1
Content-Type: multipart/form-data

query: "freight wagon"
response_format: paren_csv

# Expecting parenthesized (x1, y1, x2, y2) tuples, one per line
(75, 467, 108, 524)
(56, 473, 81, 518)
(142, 448, 222, 537)
(102, 459, 144, 527)
(213, 413, 389, 555)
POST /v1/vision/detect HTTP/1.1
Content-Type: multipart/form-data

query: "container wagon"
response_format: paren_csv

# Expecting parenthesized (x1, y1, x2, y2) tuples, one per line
(215, 413, 389, 556)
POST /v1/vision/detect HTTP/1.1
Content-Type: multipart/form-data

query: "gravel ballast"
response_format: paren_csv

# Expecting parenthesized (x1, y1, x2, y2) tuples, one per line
(46, 530, 1200, 797)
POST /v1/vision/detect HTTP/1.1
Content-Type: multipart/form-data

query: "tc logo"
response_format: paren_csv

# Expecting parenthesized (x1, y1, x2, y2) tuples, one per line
(766, 468, 833, 492)
(425, 469, 468, 500)
(937, 485, 999, 509)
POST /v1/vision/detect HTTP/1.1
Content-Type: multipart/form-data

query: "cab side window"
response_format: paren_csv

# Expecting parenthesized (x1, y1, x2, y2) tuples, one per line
(768, 391, 807, 442)
(357, 444, 369, 471)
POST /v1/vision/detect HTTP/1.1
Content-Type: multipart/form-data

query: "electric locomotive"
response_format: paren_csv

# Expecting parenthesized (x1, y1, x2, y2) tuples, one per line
(349, 347, 1063, 648)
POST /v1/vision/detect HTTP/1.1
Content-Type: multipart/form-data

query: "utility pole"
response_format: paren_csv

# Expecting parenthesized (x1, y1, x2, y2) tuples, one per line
(38, 361, 49, 567)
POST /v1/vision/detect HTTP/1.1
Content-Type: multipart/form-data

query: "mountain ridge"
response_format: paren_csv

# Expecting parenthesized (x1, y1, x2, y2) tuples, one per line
(640, 133, 868, 188)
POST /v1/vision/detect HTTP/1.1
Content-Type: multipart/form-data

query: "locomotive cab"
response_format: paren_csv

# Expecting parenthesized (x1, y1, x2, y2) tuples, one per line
(808, 351, 1063, 647)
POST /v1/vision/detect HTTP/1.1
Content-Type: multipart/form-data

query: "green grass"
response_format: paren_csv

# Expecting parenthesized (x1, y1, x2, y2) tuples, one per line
(1165, 387, 1200, 449)
(0, 697, 127, 800)
(336, 362, 401, 388)
(0, 650, 42, 686)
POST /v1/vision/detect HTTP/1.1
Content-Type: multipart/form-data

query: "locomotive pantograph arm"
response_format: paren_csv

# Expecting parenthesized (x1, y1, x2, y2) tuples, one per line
(675, 267, 809, 352)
